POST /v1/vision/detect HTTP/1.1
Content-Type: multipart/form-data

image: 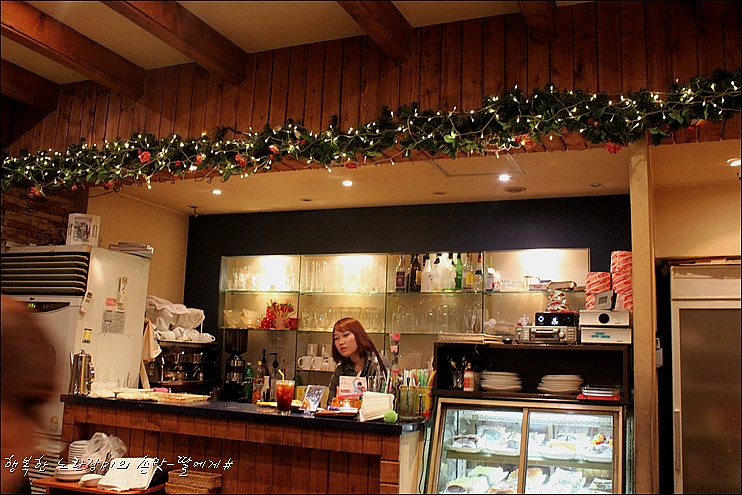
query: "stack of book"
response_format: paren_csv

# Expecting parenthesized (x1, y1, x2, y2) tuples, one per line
(109, 242, 154, 258)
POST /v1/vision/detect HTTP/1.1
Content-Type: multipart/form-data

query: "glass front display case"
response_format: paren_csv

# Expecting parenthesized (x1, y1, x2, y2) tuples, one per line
(429, 397, 623, 494)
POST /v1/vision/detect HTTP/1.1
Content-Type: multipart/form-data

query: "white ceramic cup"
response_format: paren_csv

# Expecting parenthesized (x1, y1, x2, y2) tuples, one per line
(162, 330, 176, 341)
(306, 343, 318, 356)
(199, 333, 215, 342)
(297, 355, 313, 370)
(311, 356, 324, 370)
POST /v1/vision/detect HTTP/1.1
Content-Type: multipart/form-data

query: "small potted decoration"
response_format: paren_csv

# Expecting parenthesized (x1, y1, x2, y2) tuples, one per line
(267, 298, 295, 329)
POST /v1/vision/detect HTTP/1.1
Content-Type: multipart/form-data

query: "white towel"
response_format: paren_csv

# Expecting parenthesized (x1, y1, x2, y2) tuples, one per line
(97, 457, 156, 491)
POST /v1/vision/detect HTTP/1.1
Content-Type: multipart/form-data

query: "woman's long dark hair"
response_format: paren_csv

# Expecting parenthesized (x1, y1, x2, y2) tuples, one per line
(331, 317, 386, 374)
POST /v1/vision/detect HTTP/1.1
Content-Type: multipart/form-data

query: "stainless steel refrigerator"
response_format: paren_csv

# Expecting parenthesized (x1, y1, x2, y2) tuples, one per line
(670, 262, 741, 493)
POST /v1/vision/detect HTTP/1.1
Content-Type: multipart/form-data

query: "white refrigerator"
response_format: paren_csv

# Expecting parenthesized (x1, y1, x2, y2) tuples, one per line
(1, 244, 151, 438)
(670, 262, 741, 494)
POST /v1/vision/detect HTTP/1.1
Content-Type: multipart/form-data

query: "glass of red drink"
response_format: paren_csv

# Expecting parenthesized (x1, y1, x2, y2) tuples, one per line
(275, 380, 295, 414)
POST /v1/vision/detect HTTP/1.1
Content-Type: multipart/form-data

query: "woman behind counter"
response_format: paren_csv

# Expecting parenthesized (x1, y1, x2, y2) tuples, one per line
(328, 317, 388, 400)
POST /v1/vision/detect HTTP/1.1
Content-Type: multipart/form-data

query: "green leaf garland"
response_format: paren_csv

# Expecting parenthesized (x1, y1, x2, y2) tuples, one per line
(2, 69, 739, 197)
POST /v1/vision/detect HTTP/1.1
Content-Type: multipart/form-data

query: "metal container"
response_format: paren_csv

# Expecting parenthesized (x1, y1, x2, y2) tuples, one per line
(69, 350, 95, 395)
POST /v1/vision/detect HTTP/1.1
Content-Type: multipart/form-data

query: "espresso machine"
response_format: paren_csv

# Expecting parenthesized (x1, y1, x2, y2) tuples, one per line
(222, 328, 248, 401)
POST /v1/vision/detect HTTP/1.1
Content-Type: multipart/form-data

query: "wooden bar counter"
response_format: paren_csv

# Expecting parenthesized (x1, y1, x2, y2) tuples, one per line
(60, 395, 427, 494)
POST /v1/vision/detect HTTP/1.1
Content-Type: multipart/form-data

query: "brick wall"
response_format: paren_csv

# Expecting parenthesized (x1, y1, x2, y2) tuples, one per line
(1, 186, 87, 248)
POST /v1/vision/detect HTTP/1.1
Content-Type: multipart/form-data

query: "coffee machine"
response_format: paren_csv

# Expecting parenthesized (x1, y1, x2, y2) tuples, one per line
(222, 328, 248, 401)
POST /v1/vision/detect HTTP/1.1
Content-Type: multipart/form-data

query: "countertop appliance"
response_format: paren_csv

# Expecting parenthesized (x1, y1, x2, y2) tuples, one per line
(516, 325, 578, 344)
(579, 310, 632, 344)
(1, 245, 150, 437)
(670, 262, 740, 493)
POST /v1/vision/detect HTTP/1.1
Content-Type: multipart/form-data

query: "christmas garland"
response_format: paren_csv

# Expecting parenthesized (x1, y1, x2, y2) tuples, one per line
(2, 69, 739, 198)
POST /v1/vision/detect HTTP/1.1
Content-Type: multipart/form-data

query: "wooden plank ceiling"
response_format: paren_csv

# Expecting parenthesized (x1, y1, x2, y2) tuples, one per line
(0, 1, 565, 111)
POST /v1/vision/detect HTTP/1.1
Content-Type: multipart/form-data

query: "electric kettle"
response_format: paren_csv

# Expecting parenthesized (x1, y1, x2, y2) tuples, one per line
(69, 350, 95, 395)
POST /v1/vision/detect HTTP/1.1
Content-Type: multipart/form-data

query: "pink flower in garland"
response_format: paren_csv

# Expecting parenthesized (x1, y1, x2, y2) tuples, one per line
(196, 154, 203, 165)
(268, 145, 280, 155)
(138, 150, 151, 164)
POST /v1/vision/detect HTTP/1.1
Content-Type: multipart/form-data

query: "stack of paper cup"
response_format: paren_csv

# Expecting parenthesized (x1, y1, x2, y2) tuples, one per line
(610, 251, 633, 311)
(585, 271, 611, 309)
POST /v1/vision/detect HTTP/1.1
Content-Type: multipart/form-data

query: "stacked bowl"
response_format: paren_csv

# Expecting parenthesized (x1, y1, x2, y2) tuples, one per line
(480, 371, 522, 392)
(538, 375, 583, 394)
(67, 440, 88, 463)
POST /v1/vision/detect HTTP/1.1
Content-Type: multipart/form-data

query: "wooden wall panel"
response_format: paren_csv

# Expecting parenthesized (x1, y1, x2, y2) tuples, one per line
(398, 29, 421, 107)
(619, 1, 647, 91)
(287, 44, 309, 126)
(251, 51, 273, 134)
(722, 4, 741, 69)
(419, 24, 442, 110)
(527, 33, 551, 92)
(504, 14, 528, 91)
(203, 72, 225, 135)
(144, 69, 166, 138)
(572, 2, 598, 93)
(116, 94, 135, 141)
(321, 40, 343, 132)
(91, 85, 110, 147)
(234, 54, 256, 132)
(379, 53, 400, 112)
(65, 83, 84, 148)
(269, 47, 291, 127)
(52, 85, 73, 151)
(550, 6, 573, 91)
(483, 16, 506, 96)
(159, 66, 180, 137)
(440, 21, 462, 112)
(79, 80, 97, 146)
(596, 1, 622, 94)
(644, 2, 675, 92)
(29, 104, 47, 152)
(220, 77, 239, 131)
(173, 64, 195, 137)
(304, 42, 326, 130)
(340, 37, 362, 131)
(670, 2, 699, 81)
(461, 18, 483, 111)
(360, 37, 382, 124)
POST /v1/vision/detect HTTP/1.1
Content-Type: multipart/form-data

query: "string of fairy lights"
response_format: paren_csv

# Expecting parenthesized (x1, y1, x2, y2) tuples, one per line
(1, 69, 739, 197)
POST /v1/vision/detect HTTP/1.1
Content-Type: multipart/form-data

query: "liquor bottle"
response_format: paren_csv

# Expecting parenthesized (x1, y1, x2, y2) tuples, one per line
(420, 254, 434, 293)
(243, 362, 255, 402)
(260, 350, 271, 401)
(269, 352, 279, 401)
(432, 253, 443, 292)
(395, 254, 407, 292)
(252, 360, 265, 403)
(408, 254, 422, 292)
(462, 253, 474, 291)
(473, 253, 484, 293)
(454, 253, 463, 291)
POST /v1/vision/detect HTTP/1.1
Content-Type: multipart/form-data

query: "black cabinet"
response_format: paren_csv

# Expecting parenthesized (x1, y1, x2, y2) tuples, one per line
(433, 342, 632, 405)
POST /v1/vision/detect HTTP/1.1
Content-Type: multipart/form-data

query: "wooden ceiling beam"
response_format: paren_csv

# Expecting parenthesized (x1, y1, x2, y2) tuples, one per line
(694, 1, 727, 22)
(0, 1, 145, 99)
(102, 1, 250, 86)
(337, 1, 413, 62)
(517, 1, 558, 45)
(1, 59, 59, 112)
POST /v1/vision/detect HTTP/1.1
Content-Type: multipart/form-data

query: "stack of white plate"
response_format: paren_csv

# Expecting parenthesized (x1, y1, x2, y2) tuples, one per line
(480, 371, 522, 391)
(538, 374, 583, 394)
(67, 440, 87, 462)
(55, 464, 90, 482)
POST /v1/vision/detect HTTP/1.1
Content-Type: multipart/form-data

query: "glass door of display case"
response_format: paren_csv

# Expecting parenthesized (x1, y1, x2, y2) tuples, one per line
(428, 397, 623, 494)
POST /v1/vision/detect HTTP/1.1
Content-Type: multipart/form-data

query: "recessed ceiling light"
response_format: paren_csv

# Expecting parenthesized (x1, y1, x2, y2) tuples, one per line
(498, 174, 511, 182)
(590, 182, 603, 188)
(212, 189, 222, 195)
(727, 158, 741, 167)
(433, 191, 446, 195)
(504, 186, 526, 194)
(342, 180, 353, 187)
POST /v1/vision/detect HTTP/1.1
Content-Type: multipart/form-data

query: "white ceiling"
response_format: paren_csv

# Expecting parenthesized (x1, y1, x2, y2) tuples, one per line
(3, 2, 740, 216)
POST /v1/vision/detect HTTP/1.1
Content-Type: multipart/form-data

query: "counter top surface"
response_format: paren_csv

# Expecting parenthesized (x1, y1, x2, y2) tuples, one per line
(61, 394, 426, 434)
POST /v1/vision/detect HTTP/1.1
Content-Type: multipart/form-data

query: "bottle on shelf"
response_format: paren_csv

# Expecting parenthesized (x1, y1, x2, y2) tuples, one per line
(269, 352, 279, 401)
(260, 349, 271, 402)
(243, 362, 255, 403)
(462, 253, 474, 291)
(473, 253, 484, 292)
(408, 254, 422, 292)
(421, 254, 434, 293)
(252, 359, 265, 403)
(395, 254, 408, 292)
(454, 253, 463, 291)
(432, 253, 443, 292)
